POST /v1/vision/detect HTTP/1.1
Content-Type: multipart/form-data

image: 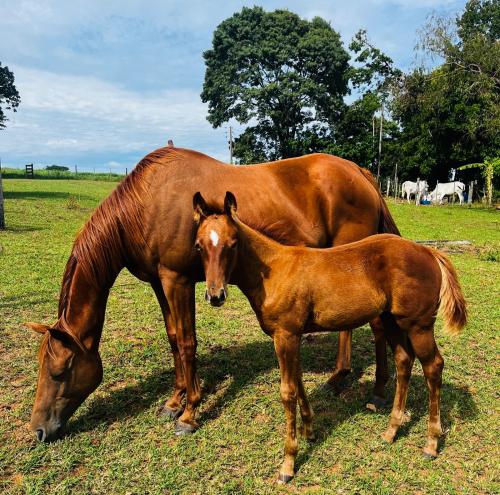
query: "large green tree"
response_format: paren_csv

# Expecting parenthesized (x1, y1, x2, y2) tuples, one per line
(391, 0, 500, 181)
(0, 62, 20, 129)
(0, 62, 21, 229)
(201, 7, 350, 162)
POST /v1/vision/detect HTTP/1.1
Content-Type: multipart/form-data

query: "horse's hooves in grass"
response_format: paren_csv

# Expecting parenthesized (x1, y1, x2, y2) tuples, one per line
(158, 405, 183, 420)
(321, 379, 345, 396)
(175, 420, 197, 436)
(366, 395, 390, 412)
(277, 473, 294, 484)
(422, 450, 437, 460)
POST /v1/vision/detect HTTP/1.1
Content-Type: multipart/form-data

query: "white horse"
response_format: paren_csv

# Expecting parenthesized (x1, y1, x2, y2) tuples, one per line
(430, 182, 465, 205)
(401, 180, 429, 203)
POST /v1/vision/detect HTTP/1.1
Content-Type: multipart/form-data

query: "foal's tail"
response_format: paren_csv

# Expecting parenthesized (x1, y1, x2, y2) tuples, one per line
(433, 250, 467, 335)
(359, 168, 401, 236)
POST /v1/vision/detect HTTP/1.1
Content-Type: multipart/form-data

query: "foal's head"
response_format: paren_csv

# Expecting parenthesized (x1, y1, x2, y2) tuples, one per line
(193, 192, 238, 307)
(25, 321, 103, 442)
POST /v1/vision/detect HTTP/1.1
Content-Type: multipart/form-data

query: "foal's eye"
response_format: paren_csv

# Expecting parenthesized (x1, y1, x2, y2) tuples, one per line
(195, 243, 202, 252)
(228, 240, 238, 249)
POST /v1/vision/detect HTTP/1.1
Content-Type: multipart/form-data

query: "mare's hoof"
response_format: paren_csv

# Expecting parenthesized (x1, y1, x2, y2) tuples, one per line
(175, 420, 197, 436)
(277, 473, 294, 484)
(158, 405, 183, 420)
(366, 395, 390, 412)
(422, 450, 437, 460)
(321, 379, 344, 396)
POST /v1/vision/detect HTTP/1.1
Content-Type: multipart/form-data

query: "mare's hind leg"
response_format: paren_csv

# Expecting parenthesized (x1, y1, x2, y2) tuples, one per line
(407, 327, 444, 459)
(324, 330, 352, 393)
(152, 281, 186, 419)
(381, 320, 415, 444)
(367, 317, 390, 411)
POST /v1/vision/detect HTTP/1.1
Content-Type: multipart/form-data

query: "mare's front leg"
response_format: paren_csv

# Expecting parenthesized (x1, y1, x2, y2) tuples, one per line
(159, 267, 201, 434)
(274, 331, 301, 483)
(151, 280, 186, 420)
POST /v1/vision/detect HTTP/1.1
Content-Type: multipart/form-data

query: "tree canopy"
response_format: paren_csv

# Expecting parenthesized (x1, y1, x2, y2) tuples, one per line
(390, 0, 500, 181)
(202, 2, 499, 194)
(201, 7, 350, 161)
(0, 63, 20, 129)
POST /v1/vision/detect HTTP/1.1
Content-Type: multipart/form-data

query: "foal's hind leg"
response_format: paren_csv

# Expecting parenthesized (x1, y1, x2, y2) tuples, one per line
(297, 364, 315, 442)
(381, 324, 415, 443)
(407, 328, 444, 459)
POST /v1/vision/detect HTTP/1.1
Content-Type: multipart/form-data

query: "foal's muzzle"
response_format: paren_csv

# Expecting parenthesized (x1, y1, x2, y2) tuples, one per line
(205, 287, 227, 307)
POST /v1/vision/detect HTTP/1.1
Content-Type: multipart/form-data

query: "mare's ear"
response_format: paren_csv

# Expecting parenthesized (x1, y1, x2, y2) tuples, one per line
(224, 191, 237, 218)
(48, 327, 86, 353)
(25, 322, 50, 334)
(193, 192, 210, 223)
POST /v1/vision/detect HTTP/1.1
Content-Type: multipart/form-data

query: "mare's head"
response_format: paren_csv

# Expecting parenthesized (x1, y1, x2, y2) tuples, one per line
(193, 191, 239, 307)
(26, 321, 103, 442)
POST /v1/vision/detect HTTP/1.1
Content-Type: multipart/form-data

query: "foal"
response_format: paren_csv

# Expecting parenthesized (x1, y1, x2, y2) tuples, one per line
(193, 192, 466, 483)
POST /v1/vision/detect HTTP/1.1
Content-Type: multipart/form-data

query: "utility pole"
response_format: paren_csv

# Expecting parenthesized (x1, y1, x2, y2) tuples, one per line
(0, 157, 4, 230)
(377, 104, 384, 184)
(228, 126, 234, 164)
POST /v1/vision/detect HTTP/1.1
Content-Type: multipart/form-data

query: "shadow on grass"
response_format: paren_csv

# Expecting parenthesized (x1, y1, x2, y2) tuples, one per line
(3, 191, 92, 201)
(67, 331, 477, 471)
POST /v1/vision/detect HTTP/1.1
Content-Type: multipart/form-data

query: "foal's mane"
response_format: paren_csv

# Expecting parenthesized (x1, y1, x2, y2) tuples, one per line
(58, 147, 181, 316)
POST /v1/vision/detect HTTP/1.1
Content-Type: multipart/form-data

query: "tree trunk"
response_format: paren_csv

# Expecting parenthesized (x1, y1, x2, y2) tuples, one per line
(0, 165, 5, 230)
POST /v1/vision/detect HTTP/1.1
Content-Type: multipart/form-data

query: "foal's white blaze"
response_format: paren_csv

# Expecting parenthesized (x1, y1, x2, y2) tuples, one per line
(209, 230, 219, 247)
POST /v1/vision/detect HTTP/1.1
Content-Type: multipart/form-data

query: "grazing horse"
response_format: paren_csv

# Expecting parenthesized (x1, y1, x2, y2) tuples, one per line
(430, 181, 466, 205)
(401, 180, 429, 203)
(26, 147, 400, 442)
(194, 192, 466, 483)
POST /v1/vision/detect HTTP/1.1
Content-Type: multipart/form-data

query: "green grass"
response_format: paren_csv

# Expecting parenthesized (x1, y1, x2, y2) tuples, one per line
(1, 179, 499, 494)
(1, 167, 125, 182)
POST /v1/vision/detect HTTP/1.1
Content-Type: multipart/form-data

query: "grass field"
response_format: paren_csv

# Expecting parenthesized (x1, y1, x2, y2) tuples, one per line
(1, 178, 499, 494)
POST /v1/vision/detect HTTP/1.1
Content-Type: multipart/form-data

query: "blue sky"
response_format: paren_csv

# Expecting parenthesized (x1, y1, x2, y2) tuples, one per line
(0, 0, 467, 172)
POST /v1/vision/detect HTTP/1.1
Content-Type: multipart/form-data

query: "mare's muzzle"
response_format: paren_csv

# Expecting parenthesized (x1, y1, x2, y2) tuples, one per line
(205, 287, 227, 307)
(32, 420, 65, 443)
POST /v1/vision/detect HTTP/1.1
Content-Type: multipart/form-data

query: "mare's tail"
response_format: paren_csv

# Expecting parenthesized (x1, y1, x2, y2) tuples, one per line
(432, 250, 467, 335)
(359, 168, 401, 236)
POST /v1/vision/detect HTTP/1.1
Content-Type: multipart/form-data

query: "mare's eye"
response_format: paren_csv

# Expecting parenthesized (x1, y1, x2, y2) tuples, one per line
(195, 242, 202, 252)
(228, 240, 238, 249)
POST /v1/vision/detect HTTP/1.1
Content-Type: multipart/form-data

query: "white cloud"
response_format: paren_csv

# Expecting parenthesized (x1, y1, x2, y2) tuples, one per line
(0, 65, 230, 167)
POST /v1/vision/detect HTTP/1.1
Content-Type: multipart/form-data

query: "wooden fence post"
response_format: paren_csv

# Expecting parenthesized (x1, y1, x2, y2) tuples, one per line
(416, 178, 420, 206)
(468, 181, 473, 205)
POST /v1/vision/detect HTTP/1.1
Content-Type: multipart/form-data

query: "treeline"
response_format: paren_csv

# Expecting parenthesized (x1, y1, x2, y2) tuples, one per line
(201, 1, 499, 187)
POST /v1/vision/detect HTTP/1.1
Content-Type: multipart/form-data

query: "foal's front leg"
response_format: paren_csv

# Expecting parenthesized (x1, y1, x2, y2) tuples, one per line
(274, 331, 301, 483)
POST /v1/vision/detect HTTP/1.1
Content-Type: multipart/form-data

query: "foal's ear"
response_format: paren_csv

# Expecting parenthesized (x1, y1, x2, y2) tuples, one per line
(25, 322, 50, 334)
(193, 192, 210, 222)
(224, 191, 237, 217)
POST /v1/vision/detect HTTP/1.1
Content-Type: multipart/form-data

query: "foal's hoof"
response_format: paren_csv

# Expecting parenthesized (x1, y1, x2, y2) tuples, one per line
(158, 405, 183, 420)
(174, 420, 197, 436)
(277, 473, 294, 484)
(366, 395, 389, 413)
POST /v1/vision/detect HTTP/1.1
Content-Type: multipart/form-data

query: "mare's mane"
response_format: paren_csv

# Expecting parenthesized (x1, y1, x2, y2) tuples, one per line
(57, 147, 182, 316)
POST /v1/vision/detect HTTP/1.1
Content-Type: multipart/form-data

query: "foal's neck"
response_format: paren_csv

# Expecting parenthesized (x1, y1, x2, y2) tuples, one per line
(234, 219, 282, 296)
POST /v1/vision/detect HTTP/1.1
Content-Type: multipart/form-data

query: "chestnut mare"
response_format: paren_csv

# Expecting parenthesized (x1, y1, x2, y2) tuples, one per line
(194, 192, 466, 483)
(26, 147, 400, 442)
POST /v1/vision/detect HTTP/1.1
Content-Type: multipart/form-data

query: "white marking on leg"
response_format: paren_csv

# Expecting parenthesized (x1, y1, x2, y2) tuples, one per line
(210, 230, 219, 247)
